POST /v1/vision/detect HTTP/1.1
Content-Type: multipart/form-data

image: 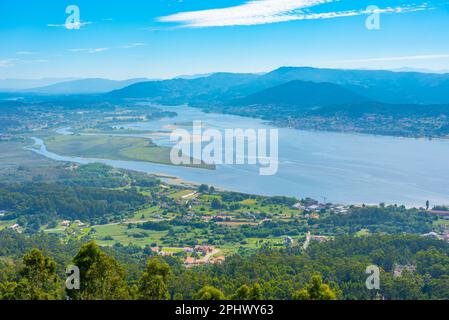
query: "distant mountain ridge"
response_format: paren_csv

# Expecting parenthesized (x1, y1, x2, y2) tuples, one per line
(108, 72, 259, 103)
(23, 78, 150, 94)
(109, 66, 449, 105)
(0, 78, 79, 91)
(232, 80, 369, 109)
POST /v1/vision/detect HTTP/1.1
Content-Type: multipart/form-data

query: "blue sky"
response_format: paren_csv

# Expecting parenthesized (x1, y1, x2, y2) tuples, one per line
(0, 0, 448, 79)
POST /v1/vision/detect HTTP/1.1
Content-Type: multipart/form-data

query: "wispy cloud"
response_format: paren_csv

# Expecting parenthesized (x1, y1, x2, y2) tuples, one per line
(47, 21, 93, 29)
(158, 0, 431, 27)
(0, 58, 48, 68)
(119, 43, 147, 49)
(0, 59, 17, 68)
(16, 51, 39, 56)
(20, 59, 49, 64)
(69, 48, 109, 54)
(333, 54, 449, 63)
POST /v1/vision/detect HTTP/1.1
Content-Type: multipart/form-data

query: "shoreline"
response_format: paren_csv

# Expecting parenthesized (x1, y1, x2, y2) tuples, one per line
(24, 137, 443, 210)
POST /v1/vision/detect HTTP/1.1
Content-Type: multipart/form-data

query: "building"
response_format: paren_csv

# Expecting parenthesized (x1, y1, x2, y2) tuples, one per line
(61, 220, 71, 227)
(150, 247, 160, 254)
(442, 233, 449, 242)
(74, 220, 85, 227)
(332, 205, 349, 214)
(429, 210, 449, 219)
(421, 232, 442, 240)
(9, 224, 21, 233)
(310, 235, 330, 243)
(195, 245, 214, 254)
(184, 257, 196, 265)
(394, 264, 416, 278)
(211, 256, 226, 264)
(184, 257, 206, 267)
(293, 203, 305, 210)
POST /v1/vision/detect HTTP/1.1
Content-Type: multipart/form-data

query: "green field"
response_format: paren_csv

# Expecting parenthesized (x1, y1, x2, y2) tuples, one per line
(0, 139, 64, 183)
(90, 223, 168, 247)
(44, 134, 213, 169)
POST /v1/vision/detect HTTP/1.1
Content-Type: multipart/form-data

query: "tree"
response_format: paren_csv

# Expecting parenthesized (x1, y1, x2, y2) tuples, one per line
(211, 198, 223, 210)
(14, 249, 61, 300)
(68, 242, 130, 300)
(230, 284, 264, 300)
(0, 282, 18, 300)
(195, 286, 226, 300)
(139, 257, 171, 300)
(249, 283, 264, 300)
(173, 293, 184, 300)
(231, 285, 251, 300)
(293, 275, 337, 300)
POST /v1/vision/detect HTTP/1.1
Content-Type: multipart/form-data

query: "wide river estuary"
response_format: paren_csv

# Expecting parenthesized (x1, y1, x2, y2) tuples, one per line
(30, 105, 449, 207)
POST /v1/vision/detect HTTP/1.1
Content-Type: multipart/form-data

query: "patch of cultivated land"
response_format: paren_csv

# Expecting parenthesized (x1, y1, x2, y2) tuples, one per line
(0, 139, 64, 183)
(43, 134, 213, 169)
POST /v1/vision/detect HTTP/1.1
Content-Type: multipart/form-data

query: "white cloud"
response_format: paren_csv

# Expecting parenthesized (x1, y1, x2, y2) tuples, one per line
(0, 59, 16, 67)
(0, 58, 47, 68)
(120, 43, 147, 49)
(20, 59, 49, 64)
(47, 21, 93, 29)
(16, 51, 39, 55)
(158, 0, 430, 27)
(69, 48, 109, 54)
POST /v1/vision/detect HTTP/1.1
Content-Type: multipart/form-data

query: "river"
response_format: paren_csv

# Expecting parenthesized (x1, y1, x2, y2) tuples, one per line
(28, 105, 449, 207)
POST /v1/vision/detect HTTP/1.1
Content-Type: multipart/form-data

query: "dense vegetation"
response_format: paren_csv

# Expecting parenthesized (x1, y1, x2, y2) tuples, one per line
(0, 182, 148, 229)
(0, 232, 447, 300)
(317, 206, 436, 235)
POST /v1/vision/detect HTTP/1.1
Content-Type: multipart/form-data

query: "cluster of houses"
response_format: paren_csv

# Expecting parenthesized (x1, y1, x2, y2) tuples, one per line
(310, 235, 330, 242)
(421, 231, 449, 242)
(194, 245, 215, 254)
(149, 245, 225, 267)
(184, 255, 226, 267)
(149, 247, 176, 257)
(184, 245, 226, 267)
(61, 220, 86, 228)
(293, 201, 350, 215)
(2, 209, 18, 232)
(285, 234, 331, 248)
(9, 223, 22, 233)
(393, 264, 416, 278)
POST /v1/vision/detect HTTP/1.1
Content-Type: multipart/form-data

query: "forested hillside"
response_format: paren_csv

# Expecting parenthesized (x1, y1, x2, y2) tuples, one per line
(1, 232, 448, 300)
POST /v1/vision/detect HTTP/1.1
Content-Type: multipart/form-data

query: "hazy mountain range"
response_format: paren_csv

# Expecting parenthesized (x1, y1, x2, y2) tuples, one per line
(0, 78, 150, 94)
(108, 67, 449, 106)
(0, 78, 79, 91)
(3, 67, 449, 121)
